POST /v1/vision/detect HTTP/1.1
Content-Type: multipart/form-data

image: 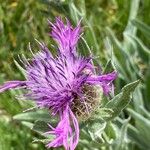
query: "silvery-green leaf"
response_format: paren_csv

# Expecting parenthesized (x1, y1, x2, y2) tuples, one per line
(14, 60, 26, 76)
(124, 0, 140, 35)
(21, 121, 34, 129)
(127, 108, 150, 133)
(115, 118, 130, 150)
(32, 138, 50, 144)
(140, 106, 150, 120)
(126, 34, 150, 55)
(13, 109, 56, 123)
(132, 19, 150, 38)
(87, 118, 106, 141)
(103, 60, 115, 74)
(93, 108, 114, 121)
(32, 120, 55, 139)
(105, 80, 140, 120)
(105, 122, 116, 140)
(32, 120, 50, 134)
(117, 116, 150, 150)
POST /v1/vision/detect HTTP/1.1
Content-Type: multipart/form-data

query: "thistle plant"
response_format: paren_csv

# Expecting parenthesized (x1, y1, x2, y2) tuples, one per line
(0, 17, 117, 150)
(0, 17, 140, 150)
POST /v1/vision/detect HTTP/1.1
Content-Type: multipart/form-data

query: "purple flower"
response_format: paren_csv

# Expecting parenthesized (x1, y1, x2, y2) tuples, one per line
(0, 17, 117, 150)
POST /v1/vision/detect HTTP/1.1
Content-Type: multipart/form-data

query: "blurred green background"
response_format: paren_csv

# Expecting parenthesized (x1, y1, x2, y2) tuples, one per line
(0, 0, 150, 150)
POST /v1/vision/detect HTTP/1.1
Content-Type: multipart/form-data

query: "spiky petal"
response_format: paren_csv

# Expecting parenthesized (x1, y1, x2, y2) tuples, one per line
(48, 17, 81, 56)
(45, 106, 79, 150)
(0, 81, 26, 93)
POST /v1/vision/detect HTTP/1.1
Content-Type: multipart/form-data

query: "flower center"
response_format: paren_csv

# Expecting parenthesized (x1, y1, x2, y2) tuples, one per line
(71, 84, 102, 121)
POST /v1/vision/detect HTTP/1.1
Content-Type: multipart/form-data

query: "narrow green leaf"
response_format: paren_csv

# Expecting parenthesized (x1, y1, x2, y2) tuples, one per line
(126, 34, 150, 55)
(116, 117, 150, 150)
(140, 106, 150, 120)
(106, 28, 130, 81)
(103, 60, 115, 74)
(87, 118, 106, 140)
(105, 80, 140, 119)
(33, 120, 50, 134)
(132, 19, 150, 38)
(32, 121, 54, 139)
(14, 60, 26, 76)
(105, 122, 116, 139)
(118, 108, 150, 149)
(32, 138, 50, 144)
(21, 121, 34, 129)
(93, 108, 114, 121)
(127, 108, 150, 149)
(13, 109, 56, 123)
(127, 108, 150, 130)
(124, 0, 140, 35)
(115, 118, 130, 150)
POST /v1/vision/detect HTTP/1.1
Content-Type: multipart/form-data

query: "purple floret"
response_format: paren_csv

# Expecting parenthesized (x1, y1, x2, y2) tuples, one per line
(0, 17, 117, 150)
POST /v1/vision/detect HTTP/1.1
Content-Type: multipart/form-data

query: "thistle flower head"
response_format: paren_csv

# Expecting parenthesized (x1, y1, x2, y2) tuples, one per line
(0, 17, 117, 150)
